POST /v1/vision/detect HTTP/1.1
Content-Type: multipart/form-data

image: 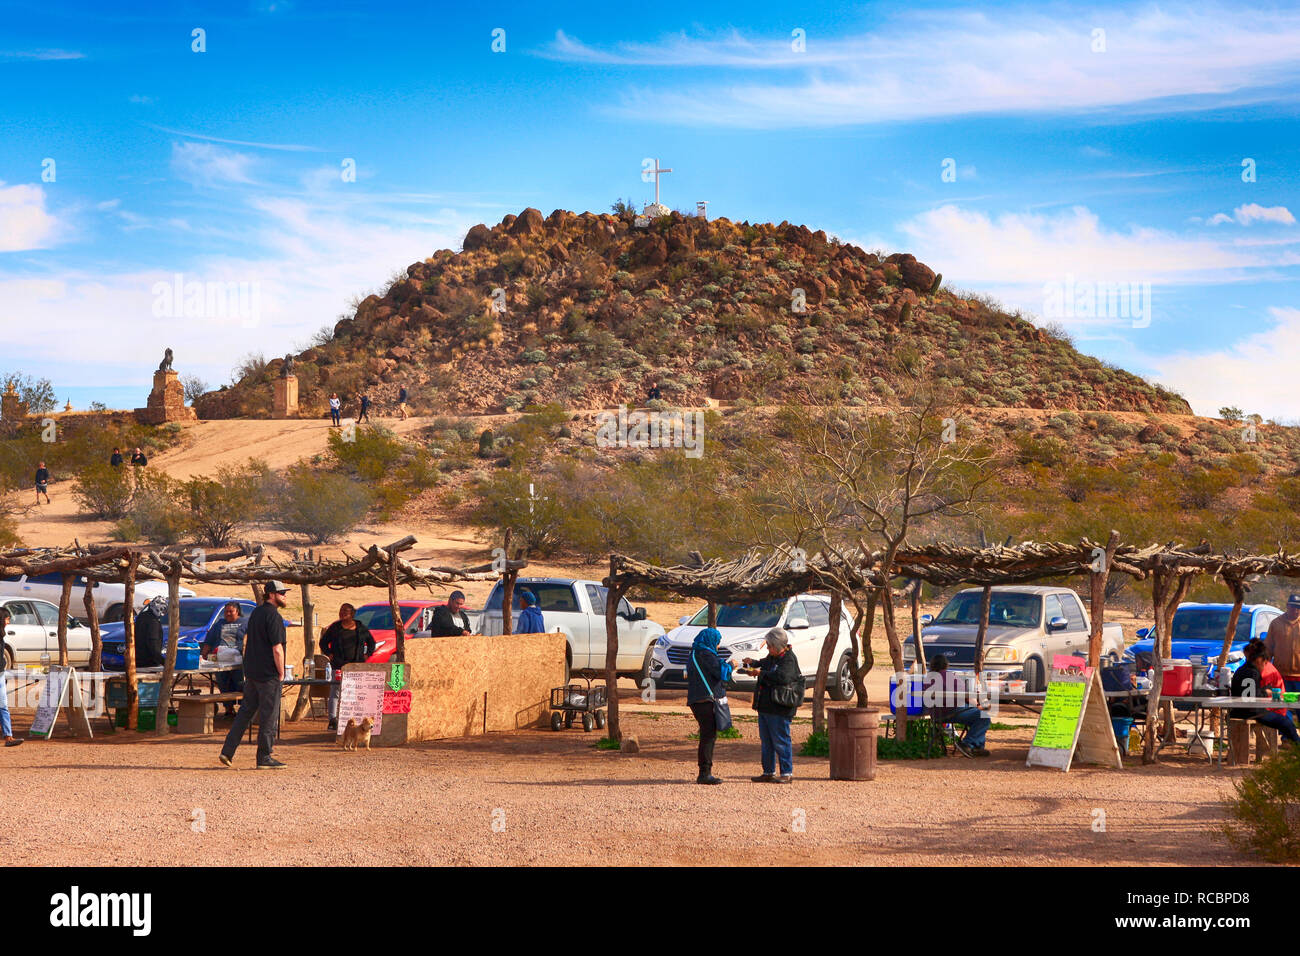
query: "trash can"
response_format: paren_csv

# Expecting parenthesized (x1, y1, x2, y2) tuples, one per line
(827, 705, 880, 781)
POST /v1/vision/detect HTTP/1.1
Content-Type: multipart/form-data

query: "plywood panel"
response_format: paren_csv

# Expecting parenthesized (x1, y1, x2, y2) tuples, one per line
(403, 632, 566, 742)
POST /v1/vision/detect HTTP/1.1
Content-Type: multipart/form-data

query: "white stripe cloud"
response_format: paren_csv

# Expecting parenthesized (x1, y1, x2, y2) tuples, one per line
(545, 5, 1300, 127)
(1206, 203, 1297, 226)
(0, 183, 63, 251)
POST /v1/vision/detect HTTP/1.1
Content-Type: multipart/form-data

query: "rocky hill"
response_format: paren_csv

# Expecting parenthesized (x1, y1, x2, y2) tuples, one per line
(198, 207, 1191, 418)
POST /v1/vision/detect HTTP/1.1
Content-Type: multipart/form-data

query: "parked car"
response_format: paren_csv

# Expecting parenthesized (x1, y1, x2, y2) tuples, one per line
(476, 578, 666, 682)
(99, 597, 258, 670)
(1123, 602, 1281, 682)
(649, 594, 858, 699)
(1, 596, 91, 668)
(902, 585, 1126, 691)
(352, 600, 454, 663)
(0, 570, 193, 623)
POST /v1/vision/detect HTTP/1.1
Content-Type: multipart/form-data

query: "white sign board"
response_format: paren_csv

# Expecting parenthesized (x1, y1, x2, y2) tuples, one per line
(336, 668, 385, 736)
(29, 666, 93, 740)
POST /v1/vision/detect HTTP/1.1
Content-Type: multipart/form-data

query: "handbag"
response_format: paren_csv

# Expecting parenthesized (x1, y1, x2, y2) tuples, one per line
(691, 651, 733, 733)
(772, 674, 807, 709)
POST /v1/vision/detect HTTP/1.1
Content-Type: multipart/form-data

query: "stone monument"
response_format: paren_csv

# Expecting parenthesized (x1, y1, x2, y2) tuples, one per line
(134, 348, 197, 425)
(0, 381, 27, 435)
(273, 353, 299, 419)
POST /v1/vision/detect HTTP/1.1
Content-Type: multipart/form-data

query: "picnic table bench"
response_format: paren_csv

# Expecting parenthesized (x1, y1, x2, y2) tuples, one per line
(169, 692, 243, 734)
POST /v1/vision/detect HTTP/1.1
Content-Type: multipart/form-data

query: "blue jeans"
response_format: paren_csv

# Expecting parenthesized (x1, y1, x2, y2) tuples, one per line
(1258, 710, 1300, 744)
(0, 672, 11, 738)
(952, 706, 991, 748)
(758, 713, 793, 776)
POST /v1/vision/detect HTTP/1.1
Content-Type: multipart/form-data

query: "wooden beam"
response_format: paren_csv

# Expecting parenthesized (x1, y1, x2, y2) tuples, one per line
(83, 578, 101, 673)
(812, 590, 842, 735)
(122, 554, 139, 731)
(604, 556, 622, 741)
(56, 573, 73, 667)
(973, 585, 992, 675)
(156, 565, 182, 736)
(1087, 531, 1120, 666)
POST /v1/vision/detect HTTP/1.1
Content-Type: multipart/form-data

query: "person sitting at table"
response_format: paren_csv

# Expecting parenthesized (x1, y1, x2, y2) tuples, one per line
(930, 655, 992, 757)
(134, 597, 167, 669)
(430, 591, 473, 637)
(517, 591, 545, 634)
(320, 603, 376, 730)
(1232, 637, 1300, 745)
(201, 601, 248, 718)
(0, 607, 22, 747)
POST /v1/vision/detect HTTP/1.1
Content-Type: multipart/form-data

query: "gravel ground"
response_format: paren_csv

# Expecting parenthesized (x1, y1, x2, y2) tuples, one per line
(1, 691, 1253, 867)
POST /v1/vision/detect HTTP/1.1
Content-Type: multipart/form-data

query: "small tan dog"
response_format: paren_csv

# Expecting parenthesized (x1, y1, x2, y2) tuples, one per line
(340, 717, 374, 751)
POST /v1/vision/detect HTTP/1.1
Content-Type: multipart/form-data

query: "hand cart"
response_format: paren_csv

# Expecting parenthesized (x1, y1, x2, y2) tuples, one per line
(549, 669, 608, 732)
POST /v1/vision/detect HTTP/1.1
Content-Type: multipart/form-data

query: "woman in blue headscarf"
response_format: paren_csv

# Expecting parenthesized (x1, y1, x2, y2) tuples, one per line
(517, 591, 545, 634)
(686, 627, 732, 784)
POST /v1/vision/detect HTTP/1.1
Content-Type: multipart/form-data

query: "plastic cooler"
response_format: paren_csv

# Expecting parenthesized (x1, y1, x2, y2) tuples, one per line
(175, 644, 201, 671)
(1162, 659, 1193, 697)
(889, 674, 930, 715)
(1111, 716, 1133, 753)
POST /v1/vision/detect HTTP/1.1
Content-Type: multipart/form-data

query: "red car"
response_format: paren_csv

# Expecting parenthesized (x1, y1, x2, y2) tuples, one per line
(352, 600, 470, 663)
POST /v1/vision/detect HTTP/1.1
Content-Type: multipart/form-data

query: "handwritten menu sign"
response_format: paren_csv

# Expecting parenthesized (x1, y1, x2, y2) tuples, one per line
(29, 666, 93, 740)
(337, 668, 386, 736)
(1031, 681, 1086, 751)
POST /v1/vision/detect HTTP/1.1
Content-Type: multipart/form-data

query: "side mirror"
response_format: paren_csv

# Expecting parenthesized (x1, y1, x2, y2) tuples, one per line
(678, 615, 690, 626)
(634, 607, 647, 621)
(1136, 627, 1150, 640)
(920, 614, 934, 625)
(1047, 616, 1068, 632)
(786, 615, 810, 630)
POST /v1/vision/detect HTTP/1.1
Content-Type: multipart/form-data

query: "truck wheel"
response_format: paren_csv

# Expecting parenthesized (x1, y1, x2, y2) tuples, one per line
(829, 653, 855, 701)
(582, 713, 595, 732)
(563, 652, 571, 685)
(1024, 657, 1044, 693)
(3, 646, 12, 670)
(550, 712, 563, 731)
(637, 646, 656, 689)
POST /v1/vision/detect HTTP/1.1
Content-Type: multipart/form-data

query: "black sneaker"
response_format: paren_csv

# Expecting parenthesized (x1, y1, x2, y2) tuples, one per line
(776, 774, 794, 784)
(971, 746, 991, 757)
(954, 739, 974, 758)
(256, 757, 287, 770)
(4, 738, 23, 748)
(751, 773, 777, 783)
(327, 719, 338, 731)
(696, 773, 722, 785)
(218, 753, 232, 767)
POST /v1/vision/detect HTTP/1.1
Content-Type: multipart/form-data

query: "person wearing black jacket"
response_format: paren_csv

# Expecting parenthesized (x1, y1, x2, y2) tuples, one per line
(430, 591, 473, 636)
(320, 603, 376, 729)
(1231, 638, 1300, 744)
(220, 581, 290, 770)
(133, 599, 166, 669)
(686, 627, 731, 784)
(742, 628, 802, 783)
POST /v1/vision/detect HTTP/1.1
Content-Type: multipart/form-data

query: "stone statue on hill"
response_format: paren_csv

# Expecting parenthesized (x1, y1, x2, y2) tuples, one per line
(158, 347, 174, 372)
(281, 354, 295, 378)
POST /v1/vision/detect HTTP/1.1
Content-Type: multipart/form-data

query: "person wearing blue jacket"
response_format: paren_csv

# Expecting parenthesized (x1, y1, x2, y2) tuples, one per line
(517, 591, 545, 634)
(686, 627, 731, 785)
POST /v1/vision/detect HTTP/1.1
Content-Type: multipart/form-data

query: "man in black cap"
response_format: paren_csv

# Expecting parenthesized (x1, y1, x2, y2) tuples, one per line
(220, 581, 290, 769)
(430, 591, 473, 636)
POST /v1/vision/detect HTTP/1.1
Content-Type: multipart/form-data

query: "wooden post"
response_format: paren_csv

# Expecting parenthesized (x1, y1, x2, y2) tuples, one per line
(156, 566, 182, 736)
(911, 579, 927, 674)
(501, 529, 514, 636)
(972, 585, 992, 675)
(56, 573, 73, 666)
(291, 581, 316, 721)
(1217, 576, 1246, 673)
(122, 554, 139, 730)
(707, 601, 717, 628)
(1142, 569, 1167, 764)
(812, 590, 842, 735)
(604, 556, 622, 740)
(83, 578, 101, 673)
(881, 581, 909, 737)
(387, 549, 405, 663)
(1087, 531, 1120, 666)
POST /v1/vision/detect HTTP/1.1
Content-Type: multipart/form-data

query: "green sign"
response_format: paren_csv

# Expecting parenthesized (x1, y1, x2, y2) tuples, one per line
(388, 662, 406, 691)
(1031, 680, 1086, 750)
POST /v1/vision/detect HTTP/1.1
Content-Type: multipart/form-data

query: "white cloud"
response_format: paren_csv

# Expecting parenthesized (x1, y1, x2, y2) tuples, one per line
(170, 142, 258, 186)
(546, 5, 1300, 127)
(1146, 307, 1300, 418)
(0, 183, 63, 251)
(0, 49, 84, 60)
(1233, 203, 1295, 226)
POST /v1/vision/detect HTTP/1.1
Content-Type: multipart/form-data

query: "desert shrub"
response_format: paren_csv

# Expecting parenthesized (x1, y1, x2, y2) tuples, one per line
(114, 472, 187, 545)
(1223, 745, 1300, 862)
(74, 463, 135, 519)
(179, 461, 267, 546)
(276, 470, 373, 543)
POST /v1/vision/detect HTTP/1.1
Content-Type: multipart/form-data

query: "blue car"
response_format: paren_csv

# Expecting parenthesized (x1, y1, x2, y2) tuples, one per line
(1123, 602, 1282, 682)
(100, 597, 258, 670)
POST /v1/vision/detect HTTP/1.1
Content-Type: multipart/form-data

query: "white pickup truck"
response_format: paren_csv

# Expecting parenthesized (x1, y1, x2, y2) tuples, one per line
(477, 577, 666, 682)
(902, 585, 1126, 691)
(0, 571, 192, 623)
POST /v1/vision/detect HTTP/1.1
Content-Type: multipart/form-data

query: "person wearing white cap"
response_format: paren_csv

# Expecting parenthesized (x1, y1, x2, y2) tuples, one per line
(220, 581, 290, 769)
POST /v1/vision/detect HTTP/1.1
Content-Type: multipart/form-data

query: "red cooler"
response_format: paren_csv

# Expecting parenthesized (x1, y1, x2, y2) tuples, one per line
(1162, 659, 1193, 697)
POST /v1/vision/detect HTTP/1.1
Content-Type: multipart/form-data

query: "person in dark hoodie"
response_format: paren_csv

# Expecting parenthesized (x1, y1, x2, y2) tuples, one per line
(134, 597, 167, 669)
(742, 627, 803, 783)
(517, 591, 545, 634)
(686, 626, 731, 785)
(319, 603, 376, 729)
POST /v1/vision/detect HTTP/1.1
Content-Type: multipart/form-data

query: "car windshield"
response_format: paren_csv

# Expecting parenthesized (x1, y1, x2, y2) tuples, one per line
(934, 592, 1042, 628)
(1170, 609, 1254, 643)
(353, 605, 422, 631)
(687, 600, 785, 628)
(179, 603, 221, 628)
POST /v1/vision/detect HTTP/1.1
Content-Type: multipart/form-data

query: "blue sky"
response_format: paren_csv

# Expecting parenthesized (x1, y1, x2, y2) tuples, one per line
(2, 0, 1298, 418)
